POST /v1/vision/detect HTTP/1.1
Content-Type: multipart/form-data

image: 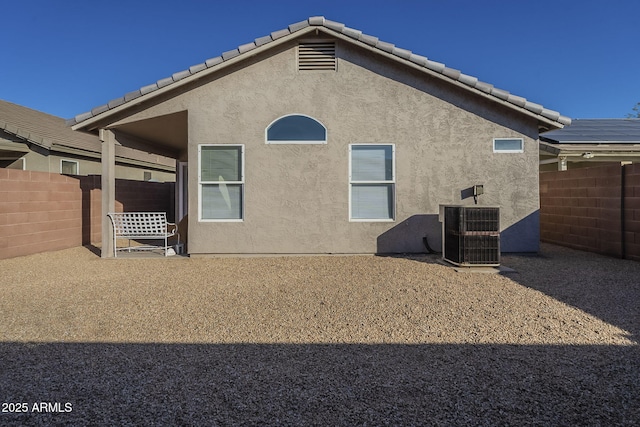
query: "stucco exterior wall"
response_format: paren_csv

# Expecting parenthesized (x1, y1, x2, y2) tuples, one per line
(113, 36, 541, 254)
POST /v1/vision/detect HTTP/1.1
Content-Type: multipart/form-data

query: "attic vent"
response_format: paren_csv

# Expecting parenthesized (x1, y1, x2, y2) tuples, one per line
(298, 42, 336, 71)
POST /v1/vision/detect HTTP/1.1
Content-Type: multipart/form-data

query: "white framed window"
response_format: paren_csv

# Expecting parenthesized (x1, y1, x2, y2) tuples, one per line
(349, 144, 395, 221)
(493, 138, 524, 153)
(265, 114, 327, 144)
(60, 159, 79, 175)
(198, 144, 244, 221)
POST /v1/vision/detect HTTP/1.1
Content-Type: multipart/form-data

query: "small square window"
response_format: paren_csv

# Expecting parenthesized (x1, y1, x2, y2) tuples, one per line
(61, 159, 79, 175)
(493, 138, 523, 153)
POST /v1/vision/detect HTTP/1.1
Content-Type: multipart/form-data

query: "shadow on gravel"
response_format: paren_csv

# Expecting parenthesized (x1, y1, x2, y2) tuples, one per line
(502, 245, 640, 343)
(1, 342, 638, 425)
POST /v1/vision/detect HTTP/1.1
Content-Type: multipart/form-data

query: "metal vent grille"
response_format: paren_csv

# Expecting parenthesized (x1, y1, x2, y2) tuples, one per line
(443, 206, 500, 266)
(298, 42, 336, 71)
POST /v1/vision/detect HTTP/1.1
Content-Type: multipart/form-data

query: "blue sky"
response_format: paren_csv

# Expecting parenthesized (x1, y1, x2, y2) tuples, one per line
(2, 0, 639, 120)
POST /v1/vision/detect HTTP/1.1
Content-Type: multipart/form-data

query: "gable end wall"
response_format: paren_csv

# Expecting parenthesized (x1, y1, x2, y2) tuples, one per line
(106, 37, 541, 254)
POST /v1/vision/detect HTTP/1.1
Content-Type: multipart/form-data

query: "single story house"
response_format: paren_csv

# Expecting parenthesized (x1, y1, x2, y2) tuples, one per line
(69, 16, 571, 257)
(0, 99, 175, 181)
(540, 118, 640, 171)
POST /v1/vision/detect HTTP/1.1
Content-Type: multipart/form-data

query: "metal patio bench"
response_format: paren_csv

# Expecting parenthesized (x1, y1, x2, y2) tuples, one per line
(107, 212, 178, 257)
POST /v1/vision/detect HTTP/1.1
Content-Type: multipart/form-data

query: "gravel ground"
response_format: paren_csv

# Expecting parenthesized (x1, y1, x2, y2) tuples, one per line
(0, 243, 638, 425)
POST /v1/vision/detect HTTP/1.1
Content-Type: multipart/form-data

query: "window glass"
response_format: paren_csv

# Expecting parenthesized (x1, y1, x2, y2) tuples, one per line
(199, 145, 244, 221)
(201, 184, 243, 220)
(494, 138, 523, 152)
(351, 145, 393, 181)
(61, 160, 78, 175)
(351, 184, 394, 220)
(266, 115, 326, 143)
(350, 144, 395, 221)
(200, 146, 242, 181)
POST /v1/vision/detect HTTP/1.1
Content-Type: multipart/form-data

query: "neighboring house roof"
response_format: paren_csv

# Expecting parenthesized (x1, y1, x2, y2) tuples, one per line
(541, 119, 640, 144)
(1, 99, 99, 153)
(540, 118, 640, 159)
(69, 16, 571, 130)
(0, 99, 175, 170)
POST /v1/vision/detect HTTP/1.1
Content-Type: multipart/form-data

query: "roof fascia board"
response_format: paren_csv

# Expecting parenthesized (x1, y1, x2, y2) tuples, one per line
(51, 145, 175, 172)
(114, 157, 176, 172)
(540, 141, 640, 156)
(323, 28, 563, 129)
(51, 143, 175, 171)
(542, 139, 640, 144)
(539, 141, 561, 155)
(71, 26, 319, 132)
(50, 144, 99, 158)
(0, 140, 31, 153)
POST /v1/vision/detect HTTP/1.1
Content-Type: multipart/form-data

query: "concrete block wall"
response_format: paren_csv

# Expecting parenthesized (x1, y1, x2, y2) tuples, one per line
(624, 163, 640, 261)
(0, 170, 174, 260)
(0, 169, 83, 259)
(540, 163, 640, 260)
(81, 177, 175, 245)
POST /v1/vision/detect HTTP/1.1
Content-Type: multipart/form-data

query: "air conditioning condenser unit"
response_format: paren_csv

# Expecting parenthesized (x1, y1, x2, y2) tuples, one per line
(441, 205, 500, 267)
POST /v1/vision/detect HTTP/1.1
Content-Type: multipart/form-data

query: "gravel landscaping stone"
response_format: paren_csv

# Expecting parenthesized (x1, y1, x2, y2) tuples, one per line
(0, 243, 638, 425)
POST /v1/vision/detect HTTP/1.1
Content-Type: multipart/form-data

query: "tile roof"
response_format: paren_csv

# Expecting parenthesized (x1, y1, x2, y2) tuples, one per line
(69, 16, 571, 128)
(1, 99, 100, 152)
(541, 119, 640, 144)
(0, 99, 175, 170)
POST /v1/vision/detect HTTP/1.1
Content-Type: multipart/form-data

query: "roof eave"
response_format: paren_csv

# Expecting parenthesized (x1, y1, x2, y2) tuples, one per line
(71, 26, 320, 132)
(323, 28, 567, 130)
(70, 17, 570, 131)
(540, 140, 640, 156)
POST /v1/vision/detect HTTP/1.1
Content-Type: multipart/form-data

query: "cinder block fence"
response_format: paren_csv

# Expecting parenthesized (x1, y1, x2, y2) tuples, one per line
(540, 163, 640, 261)
(0, 169, 174, 260)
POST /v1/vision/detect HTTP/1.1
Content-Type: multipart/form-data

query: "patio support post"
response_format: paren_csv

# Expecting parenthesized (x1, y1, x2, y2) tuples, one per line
(558, 156, 567, 171)
(100, 129, 116, 258)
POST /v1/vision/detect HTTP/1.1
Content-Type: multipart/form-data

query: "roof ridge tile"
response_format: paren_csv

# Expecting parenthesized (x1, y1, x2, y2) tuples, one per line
(140, 83, 159, 95)
(441, 67, 461, 80)
(189, 63, 207, 74)
(171, 70, 191, 81)
(392, 47, 412, 60)
(124, 90, 142, 102)
(221, 49, 240, 61)
(254, 35, 273, 46)
(341, 27, 362, 39)
(156, 77, 173, 88)
(506, 94, 527, 108)
(408, 53, 428, 67)
(91, 104, 110, 116)
(490, 87, 510, 100)
(474, 81, 494, 94)
(308, 16, 325, 26)
(69, 15, 570, 127)
(238, 42, 257, 54)
(424, 60, 445, 73)
(375, 40, 395, 53)
(359, 34, 379, 46)
(457, 73, 478, 87)
(270, 28, 290, 40)
(107, 97, 125, 109)
(205, 56, 223, 68)
(324, 19, 345, 32)
(288, 20, 310, 33)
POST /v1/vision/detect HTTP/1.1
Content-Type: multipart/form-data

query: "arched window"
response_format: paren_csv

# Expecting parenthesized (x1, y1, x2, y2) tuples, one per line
(266, 114, 327, 144)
